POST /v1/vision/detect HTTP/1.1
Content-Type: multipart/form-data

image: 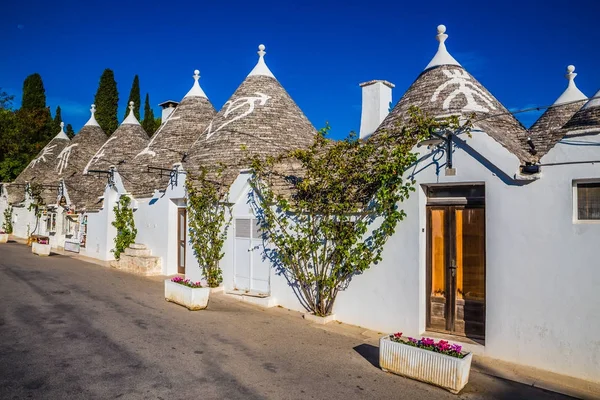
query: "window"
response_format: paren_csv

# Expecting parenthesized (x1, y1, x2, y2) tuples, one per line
(576, 182, 600, 220)
(45, 213, 57, 233)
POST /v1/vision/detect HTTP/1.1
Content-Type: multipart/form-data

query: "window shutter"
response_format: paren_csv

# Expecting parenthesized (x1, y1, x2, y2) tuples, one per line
(577, 183, 600, 220)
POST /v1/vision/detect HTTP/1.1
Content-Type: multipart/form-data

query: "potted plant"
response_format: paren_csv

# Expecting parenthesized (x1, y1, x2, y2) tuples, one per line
(32, 235, 51, 256)
(379, 333, 472, 394)
(165, 276, 210, 310)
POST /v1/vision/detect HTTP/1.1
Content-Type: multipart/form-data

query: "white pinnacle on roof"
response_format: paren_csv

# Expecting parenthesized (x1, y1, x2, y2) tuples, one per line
(54, 121, 70, 140)
(582, 88, 600, 110)
(553, 65, 588, 105)
(122, 101, 141, 125)
(424, 25, 461, 71)
(247, 44, 276, 78)
(184, 70, 208, 99)
(84, 104, 101, 127)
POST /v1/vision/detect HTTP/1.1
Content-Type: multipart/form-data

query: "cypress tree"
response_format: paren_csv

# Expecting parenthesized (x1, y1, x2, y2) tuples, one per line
(21, 73, 46, 110)
(66, 123, 75, 139)
(125, 75, 141, 121)
(94, 69, 119, 135)
(141, 93, 156, 135)
(53, 106, 62, 133)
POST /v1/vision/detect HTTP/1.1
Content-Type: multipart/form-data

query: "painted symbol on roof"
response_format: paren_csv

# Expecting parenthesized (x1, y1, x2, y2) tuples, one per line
(84, 136, 117, 174)
(56, 143, 79, 175)
(28, 145, 57, 168)
(431, 69, 496, 113)
(204, 92, 270, 139)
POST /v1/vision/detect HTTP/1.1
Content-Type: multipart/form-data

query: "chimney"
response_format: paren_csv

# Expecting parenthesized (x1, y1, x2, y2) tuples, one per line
(359, 80, 395, 139)
(158, 100, 179, 122)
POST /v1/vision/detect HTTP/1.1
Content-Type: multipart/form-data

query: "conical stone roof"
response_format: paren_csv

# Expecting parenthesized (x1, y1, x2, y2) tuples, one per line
(529, 66, 588, 158)
(560, 89, 600, 135)
(62, 105, 109, 210)
(13, 123, 71, 205)
(15, 123, 71, 186)
(186, 45, 317, 187)
(82, 102, 149, 199)
(131, 70, 217, 197)
(376, 25, 532, 163)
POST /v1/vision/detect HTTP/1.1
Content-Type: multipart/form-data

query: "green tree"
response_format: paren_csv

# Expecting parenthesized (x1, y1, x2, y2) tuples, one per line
(65, 123, 75, 139)
(124, 75, 141, 121)
(0, 88, 14, 109)
(249, 107, 470, 316)
(21, 73, 46, 110)
(53, 105, 62, 133)
(186, 165, 232, 288)
(141, 93, 156, 135)
(112, 195, 137, 259)
(94, 69, 119, 135)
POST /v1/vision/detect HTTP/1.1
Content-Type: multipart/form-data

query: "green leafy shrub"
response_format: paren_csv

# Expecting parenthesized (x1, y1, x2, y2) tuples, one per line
(112, 195, 137, 260)
(186, 165, 232, 288)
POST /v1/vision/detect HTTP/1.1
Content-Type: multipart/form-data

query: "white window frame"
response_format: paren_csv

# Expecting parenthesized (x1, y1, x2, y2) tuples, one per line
(572, 179, 600, 224)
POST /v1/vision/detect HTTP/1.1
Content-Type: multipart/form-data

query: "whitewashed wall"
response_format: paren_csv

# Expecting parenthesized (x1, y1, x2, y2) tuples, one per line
(79, 184, 118, 261)
(218, 132, 600, 383)
(134, 179, 186, 276)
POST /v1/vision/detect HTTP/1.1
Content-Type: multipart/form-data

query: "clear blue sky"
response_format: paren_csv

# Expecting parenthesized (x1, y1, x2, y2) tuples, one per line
(2, 0, 600, 139)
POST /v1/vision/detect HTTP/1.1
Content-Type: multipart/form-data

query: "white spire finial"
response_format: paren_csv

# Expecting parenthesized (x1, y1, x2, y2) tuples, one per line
(122, 100, 141, 125)
(553, 64, 587, 105)
(55, 120, 69, 140)
(85, 104, 100, 127)
(184, 69, 208, 99)
(248, 43, 275, 78)
(424, 24, 461, 70)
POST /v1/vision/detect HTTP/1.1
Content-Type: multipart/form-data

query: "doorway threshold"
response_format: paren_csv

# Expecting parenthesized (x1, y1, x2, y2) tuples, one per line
(423, 331, 485, 355)
(225, 289, 278, 308)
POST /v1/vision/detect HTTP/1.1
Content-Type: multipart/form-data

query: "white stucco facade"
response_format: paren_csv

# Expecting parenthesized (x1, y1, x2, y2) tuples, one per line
(207, 130, 600, 383)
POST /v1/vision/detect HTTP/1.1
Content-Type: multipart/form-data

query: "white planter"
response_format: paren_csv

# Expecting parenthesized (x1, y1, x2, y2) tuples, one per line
(379, 336, 472, 394)
(164, 279, 210, 310)
(32, 242, 51, 256)
(0, 233, 8, 243)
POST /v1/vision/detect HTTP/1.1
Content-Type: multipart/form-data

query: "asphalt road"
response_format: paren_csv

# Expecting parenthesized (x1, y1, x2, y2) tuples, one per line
(0, 242, 573, 400)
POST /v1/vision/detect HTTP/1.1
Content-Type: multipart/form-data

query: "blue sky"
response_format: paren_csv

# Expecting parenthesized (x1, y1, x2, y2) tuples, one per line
(2, 0, 600, 139)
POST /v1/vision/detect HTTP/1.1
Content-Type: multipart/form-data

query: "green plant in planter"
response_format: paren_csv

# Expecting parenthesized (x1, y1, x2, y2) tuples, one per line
(186, 165, 232, 288)
(2, 206, 13, 234)
(249, 106, 471, 317)
(112, 195, 137, 260)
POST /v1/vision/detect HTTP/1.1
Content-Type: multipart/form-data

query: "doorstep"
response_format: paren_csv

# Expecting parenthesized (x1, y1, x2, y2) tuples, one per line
(224, 289, 278, 308)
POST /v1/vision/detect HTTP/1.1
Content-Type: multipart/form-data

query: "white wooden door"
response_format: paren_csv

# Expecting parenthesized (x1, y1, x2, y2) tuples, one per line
(234, 218, 270, 294)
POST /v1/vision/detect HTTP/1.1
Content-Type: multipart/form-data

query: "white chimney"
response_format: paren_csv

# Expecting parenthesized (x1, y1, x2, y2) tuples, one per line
(158, 100, 179, 122)
(359, 80, 394, 139)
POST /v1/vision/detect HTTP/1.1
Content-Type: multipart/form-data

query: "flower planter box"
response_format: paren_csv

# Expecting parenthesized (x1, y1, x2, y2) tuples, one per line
(379, 336, 472, 394)
(32, 241, 51, 256)
(0, 233, 8, 244)
(164, 279, 210, 310)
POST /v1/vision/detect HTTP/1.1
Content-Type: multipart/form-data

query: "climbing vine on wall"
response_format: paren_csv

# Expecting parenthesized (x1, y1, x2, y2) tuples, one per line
(186, 165, 232, 288)
(2, 206, 12, 234)
(112, 195, 137, 260)
(249, 106, 471, 317)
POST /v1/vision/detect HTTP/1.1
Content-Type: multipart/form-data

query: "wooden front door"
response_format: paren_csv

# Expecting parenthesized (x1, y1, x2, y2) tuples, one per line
(177, 208, 186, 274)
(427, 205, 486, 339)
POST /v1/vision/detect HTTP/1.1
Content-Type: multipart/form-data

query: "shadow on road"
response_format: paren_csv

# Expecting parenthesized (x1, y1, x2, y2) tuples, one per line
(353, 343, 380, 369)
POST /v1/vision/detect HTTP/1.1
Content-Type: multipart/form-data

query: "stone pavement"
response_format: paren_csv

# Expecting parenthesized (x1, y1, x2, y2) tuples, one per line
(0, 241, 595, 399)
